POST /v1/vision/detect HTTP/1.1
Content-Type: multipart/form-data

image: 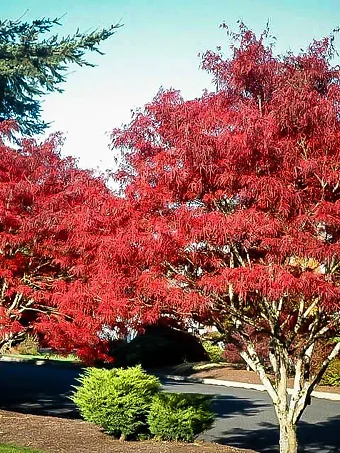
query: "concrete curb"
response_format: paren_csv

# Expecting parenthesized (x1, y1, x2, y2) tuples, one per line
(160, 374, 340, 401)
(0, 355, 85, 369)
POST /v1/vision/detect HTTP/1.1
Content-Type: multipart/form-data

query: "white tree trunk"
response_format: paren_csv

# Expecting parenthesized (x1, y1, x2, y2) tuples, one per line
(278, 417, 298, 453)
(231, 311, 340, 453)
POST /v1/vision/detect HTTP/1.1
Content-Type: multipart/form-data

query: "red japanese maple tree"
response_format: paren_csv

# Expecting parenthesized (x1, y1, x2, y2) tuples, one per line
(0, 122, 133, 362)
(112, 24, 340, 453)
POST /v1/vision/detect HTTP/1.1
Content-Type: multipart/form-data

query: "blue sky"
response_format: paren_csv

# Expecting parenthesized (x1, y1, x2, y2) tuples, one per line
(2, 0, 340, 170)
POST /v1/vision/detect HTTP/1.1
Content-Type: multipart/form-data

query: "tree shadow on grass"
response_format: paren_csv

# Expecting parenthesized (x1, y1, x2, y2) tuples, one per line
(212, 416, 340, 453)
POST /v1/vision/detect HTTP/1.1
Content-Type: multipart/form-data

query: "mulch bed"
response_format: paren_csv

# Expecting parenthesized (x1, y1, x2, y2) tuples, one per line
(0, 410, 257, 453)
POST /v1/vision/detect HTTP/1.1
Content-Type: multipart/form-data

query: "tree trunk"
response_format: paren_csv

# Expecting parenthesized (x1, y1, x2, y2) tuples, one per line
(279, 418, 297, 453)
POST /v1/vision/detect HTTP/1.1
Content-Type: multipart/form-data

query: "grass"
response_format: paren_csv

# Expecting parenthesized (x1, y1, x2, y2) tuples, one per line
(2, 352, 81, 363)
(0, 444, 47, 453)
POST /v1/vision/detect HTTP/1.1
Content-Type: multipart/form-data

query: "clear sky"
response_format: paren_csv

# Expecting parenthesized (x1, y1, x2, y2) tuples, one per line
(2, 0, 340, 171)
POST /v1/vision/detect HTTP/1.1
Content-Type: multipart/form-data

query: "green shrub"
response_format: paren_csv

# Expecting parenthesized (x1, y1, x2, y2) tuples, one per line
(202, 341, 224, 362)
(111, 325, 208, 368)
(112, 334, 179, 368)
(147, 393, 215, 442)
(15, 334, 39, 356)
(321, 358, 340, 386)
(71, 365, 161, 439)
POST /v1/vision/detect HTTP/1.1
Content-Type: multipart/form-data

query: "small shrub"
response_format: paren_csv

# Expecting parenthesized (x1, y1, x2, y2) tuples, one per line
(203, 341, 224, 362)
(15, 334, 39, 356)
(223, 343, 245, 367)
(71, 365, 161, 439)
(111, 325, 208, 368)
(147, 392, 215, 442)
(113, 334, 178, 368)
(321, 358, 340, 386)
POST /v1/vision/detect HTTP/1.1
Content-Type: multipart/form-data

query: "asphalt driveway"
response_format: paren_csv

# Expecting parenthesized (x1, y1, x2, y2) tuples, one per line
(0, 361, 339, 453)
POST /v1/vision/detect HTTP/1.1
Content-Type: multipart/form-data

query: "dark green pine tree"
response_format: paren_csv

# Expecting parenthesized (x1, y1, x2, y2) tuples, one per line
(0, 16, 121, 135)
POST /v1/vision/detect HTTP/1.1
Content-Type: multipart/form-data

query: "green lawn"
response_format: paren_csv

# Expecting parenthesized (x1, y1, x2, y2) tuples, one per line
(2, 353, 81, 363)
(0, 444, 47, 453)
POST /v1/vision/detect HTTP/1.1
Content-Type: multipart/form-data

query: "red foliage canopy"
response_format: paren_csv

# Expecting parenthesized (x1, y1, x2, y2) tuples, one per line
(111, 25, 340, 388)
(0, 123, 133, 360)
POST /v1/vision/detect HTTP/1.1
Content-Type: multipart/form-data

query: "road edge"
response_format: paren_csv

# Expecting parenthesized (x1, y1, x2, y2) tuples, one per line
(2, 356, 339, 401)
(159, 373, 340, 401)
(0, 355, 85, 369)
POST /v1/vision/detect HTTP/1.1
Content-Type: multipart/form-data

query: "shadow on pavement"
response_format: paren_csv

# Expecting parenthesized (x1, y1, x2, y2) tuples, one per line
(1, 361, 339, 453)
(1, 365, 267, 422)
(0, 360, 82, 418)
(211, 394, 267, 420)
(160, 378, 269, 419)
(213, 416, 340, 453)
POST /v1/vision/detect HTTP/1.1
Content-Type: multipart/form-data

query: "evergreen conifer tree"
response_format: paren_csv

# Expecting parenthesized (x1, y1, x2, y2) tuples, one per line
(0, 16, 120, 135)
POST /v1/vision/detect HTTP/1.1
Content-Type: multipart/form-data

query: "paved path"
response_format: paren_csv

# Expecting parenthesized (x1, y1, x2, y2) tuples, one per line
(0, 362, 339, 453)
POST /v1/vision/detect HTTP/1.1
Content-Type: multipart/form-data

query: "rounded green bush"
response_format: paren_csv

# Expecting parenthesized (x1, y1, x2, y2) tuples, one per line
(110, 325, 209, 368)
(147, 392, 215, 442)
(202, 341, 224, 363)
(321, 358, 340, 386)
(71, 365, 161, 439)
